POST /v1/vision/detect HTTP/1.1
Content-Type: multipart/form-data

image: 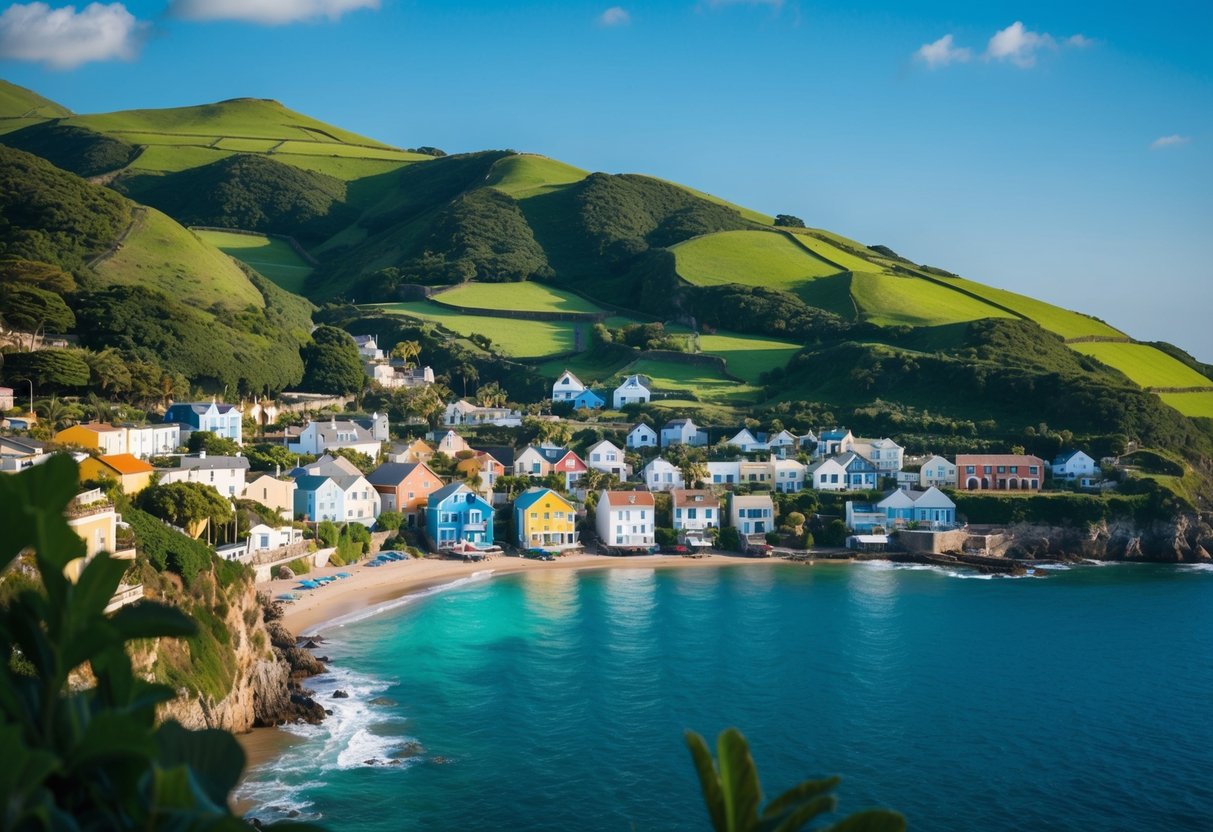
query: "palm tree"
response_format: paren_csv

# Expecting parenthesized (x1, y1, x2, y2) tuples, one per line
(391, 340, 422, 368)
(476, 381, 507, 408)
(682, 459, 709, 489)
(85, 392, 109, 423)
(35, 396, 69, 430)
(457, 363, 479, 398)
(685, 728, 904, 832)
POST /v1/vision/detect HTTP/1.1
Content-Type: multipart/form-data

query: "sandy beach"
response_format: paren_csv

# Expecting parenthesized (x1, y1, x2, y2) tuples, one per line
(264, 551, 802, 635)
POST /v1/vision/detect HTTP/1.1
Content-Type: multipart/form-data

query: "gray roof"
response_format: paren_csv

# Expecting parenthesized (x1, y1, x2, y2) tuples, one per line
(174, 455, 249, 471)
(366, 462, 422, 486)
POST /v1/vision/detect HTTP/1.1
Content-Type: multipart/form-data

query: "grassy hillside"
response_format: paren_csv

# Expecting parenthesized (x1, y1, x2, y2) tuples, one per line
(194, 230, 314, 294)
(1070, 342, 1213, 389)
(696, 331, 802, 383)
(0, 79, 69, 134)
(1159, 392, 1213, 419)
(850, 272, 1014, 327)
(375, 301, 591, 358)
(434, 281, 603, 314)
(486, 154, 588, 198)
(673, 230, 840, 296)
(93, 207, 265, 312)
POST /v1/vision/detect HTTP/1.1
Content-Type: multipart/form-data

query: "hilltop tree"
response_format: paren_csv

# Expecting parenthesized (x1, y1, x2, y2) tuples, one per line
(774, 213, 806, 228)
(137, 481, 232, 538)
(390, 339, 422, 367)
(301, 325, 365, 395)
(0, 283, 75, 335)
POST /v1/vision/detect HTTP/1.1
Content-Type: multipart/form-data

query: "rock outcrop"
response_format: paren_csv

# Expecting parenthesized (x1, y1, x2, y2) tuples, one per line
(1002, 513, 1213, 562)
(154, 584, 326, 732)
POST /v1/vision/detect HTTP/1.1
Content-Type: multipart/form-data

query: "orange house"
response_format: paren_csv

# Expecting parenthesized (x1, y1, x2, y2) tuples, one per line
(955, 454, 1045, 491)
(79, 453, 155, 495)
(366, 461, 443, 526)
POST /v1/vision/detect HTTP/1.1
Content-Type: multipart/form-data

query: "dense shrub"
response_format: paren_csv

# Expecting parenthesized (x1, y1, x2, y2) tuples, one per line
(1, 123, 137, 178)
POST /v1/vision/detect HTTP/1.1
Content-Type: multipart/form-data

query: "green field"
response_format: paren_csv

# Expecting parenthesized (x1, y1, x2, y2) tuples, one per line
(1069, 342, 1213, 389)
(127, 145, 233, 173)
(273, 140, 428, 162)
(434, 281, 604, 314)
(486, 155, 588, 199)
(1158, 392, 1213, 419)
(697, 332, 801, 383)
(786, 231, 882, 273)
(850, 272, 1012, 327)
(672, 230, 841, 297)
(95, 208, 264, 312)
(938, 277, 1125, 340)
(0, 79, 70, 131)
(616, 359, 761, 404)
(194, 230, 314, 293)
(375, 301, 586, 358)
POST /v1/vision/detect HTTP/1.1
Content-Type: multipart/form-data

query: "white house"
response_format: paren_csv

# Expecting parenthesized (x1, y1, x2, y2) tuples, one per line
(846, 487, 957, 533)
(852, 437, 904, 474)
(157, 452, 249, 498)
(613, 375, 651, 409)
(661, 418, 708, 448)
(729, 494, 775, 538)
(767, 430, 802, 458)
(219, 523, 306, 562)
(123, 423, 182, 459)
(726, 428, 768, 453)
(596, 490, 656, 550)
(586, 439, 630, 478)
(773, 458, 807, 493)
(287, 417, 382, 459)
(671, 489, 720, 547)
(642, 457, 684, 492)
(442, 399, 522, 427)
(353, 334, 384, 361)
(917, 455, 958, 489)
(807, 457, 848, 491)
(626, 423, 658, 450)
(1053, 450, 1098, 484)
(551, 370, 586, 403)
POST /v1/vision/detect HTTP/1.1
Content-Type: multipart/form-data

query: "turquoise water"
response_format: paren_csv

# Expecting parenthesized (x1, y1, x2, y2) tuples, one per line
(239, 562, 1213, 830)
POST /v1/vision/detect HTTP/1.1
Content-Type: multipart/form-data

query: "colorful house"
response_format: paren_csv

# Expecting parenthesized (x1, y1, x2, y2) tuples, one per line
(79, 453, 155, 495)
(56, 423, 127, 456)
(292, 470, 380, 526)
(514, 487, 579, 551)
(366, 461, 443, 526)
(955, 454, 1045, 491)
(387, 438, 435, 464)
(572, 389, 606, 410)
(426, 482, 495, 550)
(456, 451, 504, 500)
(846, 488, 957, 532)
(244, 473, 297, 520)
(163, 400, 242, 445)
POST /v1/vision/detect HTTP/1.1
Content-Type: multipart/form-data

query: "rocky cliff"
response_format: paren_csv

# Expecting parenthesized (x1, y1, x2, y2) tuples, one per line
(1001, 513, 1213, 562)
(148, 583, 326, 732)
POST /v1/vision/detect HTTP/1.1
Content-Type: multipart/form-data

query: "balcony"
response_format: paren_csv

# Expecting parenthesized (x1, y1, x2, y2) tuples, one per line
(463, 521, 487, 532)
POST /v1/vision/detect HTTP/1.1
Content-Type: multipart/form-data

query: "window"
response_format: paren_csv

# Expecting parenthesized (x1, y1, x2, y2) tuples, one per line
(1029, 466, 1039, 475)
(997, 466, 1006, 473)
(1010, 466, 1019, 473)
(984, 466, 992, 473)
(966, 465, 975, 474)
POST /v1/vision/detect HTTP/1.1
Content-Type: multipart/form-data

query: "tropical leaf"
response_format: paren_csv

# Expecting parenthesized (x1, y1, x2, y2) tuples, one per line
(823, 809, 907, 832)
(686, 730, 727, 832)
(716, 728, 763, 832)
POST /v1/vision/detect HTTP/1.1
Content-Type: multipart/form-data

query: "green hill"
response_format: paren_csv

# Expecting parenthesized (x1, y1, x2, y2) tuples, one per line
(0, 79, 70, 134)
(0, 146, 312, 395)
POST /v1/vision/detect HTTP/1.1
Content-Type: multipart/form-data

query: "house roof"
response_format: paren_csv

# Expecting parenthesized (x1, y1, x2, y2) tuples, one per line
(601, 490, 655, 507)
(167, 401, 239, 415)
(428, 481, 478, 504)
(79, 422, 121, 433)
(555, 369, 585, 387)
(366, 462, 423, 486)
(730, 493, 774, 507)
(835, 452, 874, 471)
(1053, 449, 1089, 465)
(820, 428, 851, 441)
(586, 439, 621, 454)
(573, 389, 604, 402)
(663, 418, 696, 429)
(628, 423, 656, 434)
(473, 445, 515, 467)
(616, 374, 649, 389)
(672, 489, 718, 508)
(97, 453, 153, 475)
(806, 458, 842, 474)
(353, 334, 377, 346)
(175, 455, 250, 471)
(0, 436, 47, 455)
(514, 487, 572, 512)
(294, 474, 334, 492)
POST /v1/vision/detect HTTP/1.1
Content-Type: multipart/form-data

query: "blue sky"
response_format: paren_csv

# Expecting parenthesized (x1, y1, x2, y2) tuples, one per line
(2, 0, 1211, 359)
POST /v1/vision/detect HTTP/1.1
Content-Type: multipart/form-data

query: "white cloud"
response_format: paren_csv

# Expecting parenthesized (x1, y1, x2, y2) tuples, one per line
(985, 21, 1055, 68)
(699, 0, 785, 9)
(1150, 135, 1191, 150)
(168, 0, 378, 25)
(1066, 33, 1094, 49)
(597, 6, 630, 27)
(0, 2, 146, 69)
(915, 34, 972, 68)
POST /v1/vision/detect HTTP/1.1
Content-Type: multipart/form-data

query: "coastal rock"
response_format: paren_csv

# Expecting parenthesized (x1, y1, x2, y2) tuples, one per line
(369, 696, 396, 707)
(393, 741, 425, 758)
(999, 513, 1213, 563)
(332, 689, 349, 699)
(276, 566, 295, 580)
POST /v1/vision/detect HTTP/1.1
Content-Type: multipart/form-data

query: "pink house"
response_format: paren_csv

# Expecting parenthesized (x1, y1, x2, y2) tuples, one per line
(955, 454, 1045, 491)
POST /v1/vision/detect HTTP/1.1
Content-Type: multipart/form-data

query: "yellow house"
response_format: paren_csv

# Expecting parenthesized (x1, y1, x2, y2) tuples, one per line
(513, 487, 579, 550)
(79, 453, 155, 495)
(63, 488, 136, 581)
(244, 473, 296, 519)
(390, 438, 434, 464)
(56, 423, 127, 456)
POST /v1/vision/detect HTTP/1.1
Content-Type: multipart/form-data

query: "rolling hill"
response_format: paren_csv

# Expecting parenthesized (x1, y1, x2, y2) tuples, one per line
(3, 79, 1210, 489)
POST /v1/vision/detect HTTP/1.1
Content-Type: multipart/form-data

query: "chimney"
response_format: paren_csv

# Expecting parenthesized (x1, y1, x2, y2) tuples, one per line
(198, 450, 206, 459)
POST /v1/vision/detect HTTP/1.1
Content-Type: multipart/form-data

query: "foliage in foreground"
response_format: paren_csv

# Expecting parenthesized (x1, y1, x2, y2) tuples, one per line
(686, 728, 904, 832)
(0, 456, 319, 830)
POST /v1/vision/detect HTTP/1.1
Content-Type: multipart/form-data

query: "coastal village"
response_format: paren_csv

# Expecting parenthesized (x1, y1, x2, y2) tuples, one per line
(1, 348, 1113, 610)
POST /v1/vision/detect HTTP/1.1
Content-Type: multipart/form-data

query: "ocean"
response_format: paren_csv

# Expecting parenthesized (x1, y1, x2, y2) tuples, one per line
(237, 561, 1213, 830)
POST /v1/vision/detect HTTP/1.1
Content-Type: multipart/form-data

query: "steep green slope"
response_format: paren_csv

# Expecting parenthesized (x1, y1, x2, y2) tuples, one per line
(672, 230, 841, 296)
(0, 79, 69, 134)
(194, 230, 314, 294)
(486, 154, 588, 198)
(0, 146, 311, 394)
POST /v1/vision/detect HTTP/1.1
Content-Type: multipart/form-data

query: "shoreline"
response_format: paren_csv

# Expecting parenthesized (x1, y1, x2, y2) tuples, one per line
(267, 551, 806, 635)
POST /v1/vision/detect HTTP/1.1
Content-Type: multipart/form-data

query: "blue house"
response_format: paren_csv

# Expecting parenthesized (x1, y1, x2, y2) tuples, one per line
(572, 389, 606, 410)
(846, 487, 957, 532)
(164, 400, 243, 445)
(425, 482, 495, 550)
(293, 475, 344, 523)
(838, 452, 879, 490)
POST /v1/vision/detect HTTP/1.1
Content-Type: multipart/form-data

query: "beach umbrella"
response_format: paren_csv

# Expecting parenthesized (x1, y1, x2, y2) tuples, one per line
(336, 572, 352, 578)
